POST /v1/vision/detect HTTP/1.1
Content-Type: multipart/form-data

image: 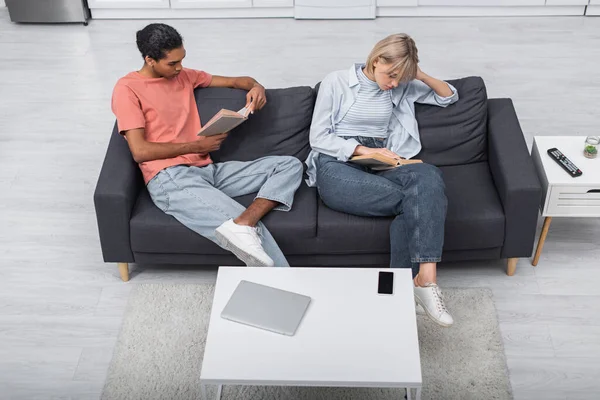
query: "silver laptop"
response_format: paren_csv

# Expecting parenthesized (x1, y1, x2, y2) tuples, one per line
(220, 280, 311, 336)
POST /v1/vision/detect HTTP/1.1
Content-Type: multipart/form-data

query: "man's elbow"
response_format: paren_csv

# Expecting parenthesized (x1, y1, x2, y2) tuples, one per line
(129, 147, 147, 164)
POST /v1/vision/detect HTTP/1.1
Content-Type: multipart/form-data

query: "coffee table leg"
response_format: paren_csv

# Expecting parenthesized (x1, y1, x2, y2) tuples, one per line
(406, 387, 412, 400)
(199, 384, 222, 400)
(416, 387, 421, 400)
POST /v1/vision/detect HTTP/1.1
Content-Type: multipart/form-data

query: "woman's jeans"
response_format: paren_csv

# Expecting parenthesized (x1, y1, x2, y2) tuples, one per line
(315, 136, 447, 278)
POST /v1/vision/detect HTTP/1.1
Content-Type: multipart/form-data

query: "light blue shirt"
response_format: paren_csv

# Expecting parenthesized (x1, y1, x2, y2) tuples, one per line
(305, 63, 459, 187)
(335, 64, 394, 138)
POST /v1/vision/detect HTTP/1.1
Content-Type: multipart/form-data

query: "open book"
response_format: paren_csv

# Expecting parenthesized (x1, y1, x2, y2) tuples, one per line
(349, 153, 423, 170)
(197, 106, 250, 137)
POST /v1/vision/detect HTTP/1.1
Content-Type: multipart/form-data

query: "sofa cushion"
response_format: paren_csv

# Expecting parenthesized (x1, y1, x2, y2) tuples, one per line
(315, 162, 504, 254)
(130, 184, 318, 255)
(316, 202, 391, 254)
(194, 86, 315, 163)
(415, 76, 488, 167)
(439, 162, 505, 251)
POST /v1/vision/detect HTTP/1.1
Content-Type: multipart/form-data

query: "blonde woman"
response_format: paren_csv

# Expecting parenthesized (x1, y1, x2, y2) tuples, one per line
(306, 34, 459, 327)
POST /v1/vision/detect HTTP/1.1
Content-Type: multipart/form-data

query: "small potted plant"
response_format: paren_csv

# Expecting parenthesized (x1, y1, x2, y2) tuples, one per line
(584, 145, 597, 159)
(584, 136, 599, 159)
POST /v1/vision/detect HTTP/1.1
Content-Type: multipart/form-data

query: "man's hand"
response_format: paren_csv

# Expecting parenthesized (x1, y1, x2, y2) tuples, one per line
(354, 145, 401, 160)
(245, 84, 267, 113)
(190, 133, 229, 153)
(209, 76, 267, 114)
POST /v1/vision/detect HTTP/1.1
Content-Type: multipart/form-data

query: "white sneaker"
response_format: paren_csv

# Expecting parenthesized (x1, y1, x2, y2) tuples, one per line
(215, 219, 275, 267)
(414, 283, 454, 327)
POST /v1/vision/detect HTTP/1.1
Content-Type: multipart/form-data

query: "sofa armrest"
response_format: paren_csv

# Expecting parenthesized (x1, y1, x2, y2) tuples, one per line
(487, 99, 542, 258)
(93, 123, 144, 263)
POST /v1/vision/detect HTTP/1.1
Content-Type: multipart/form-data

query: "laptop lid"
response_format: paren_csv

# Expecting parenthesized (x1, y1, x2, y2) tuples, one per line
(220, 280, 311, 336)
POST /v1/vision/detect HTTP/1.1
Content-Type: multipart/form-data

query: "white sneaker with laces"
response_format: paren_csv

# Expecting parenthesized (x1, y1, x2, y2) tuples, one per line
(414, 283, 454, 327)
(214, 219, 275, 267)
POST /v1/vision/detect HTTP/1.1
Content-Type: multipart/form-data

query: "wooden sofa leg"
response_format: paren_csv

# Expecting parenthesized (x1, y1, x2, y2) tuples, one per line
(507, 258, 518, 276)
(118, 263, 129, 282)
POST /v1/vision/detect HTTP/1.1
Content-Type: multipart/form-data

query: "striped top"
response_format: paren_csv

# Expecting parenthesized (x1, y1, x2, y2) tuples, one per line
(334, 64, 394, 138)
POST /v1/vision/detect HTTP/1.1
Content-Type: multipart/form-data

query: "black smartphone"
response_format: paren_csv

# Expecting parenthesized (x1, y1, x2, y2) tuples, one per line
(378, 271, 394, 295)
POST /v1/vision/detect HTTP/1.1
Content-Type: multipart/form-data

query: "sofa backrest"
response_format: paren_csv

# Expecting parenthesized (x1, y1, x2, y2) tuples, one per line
(415, 76, 488, 166)
(194, 76, 488, 167)
(195, 86, 315, 163)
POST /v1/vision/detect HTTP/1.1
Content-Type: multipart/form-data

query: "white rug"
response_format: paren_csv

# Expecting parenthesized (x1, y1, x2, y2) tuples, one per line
(101, 284, 512, 400)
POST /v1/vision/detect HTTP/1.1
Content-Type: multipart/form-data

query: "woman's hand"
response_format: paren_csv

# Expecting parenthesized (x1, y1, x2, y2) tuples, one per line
(354, 145, 401, 160)
(415, 65, 428, 81)
(414, 65, 453, 97)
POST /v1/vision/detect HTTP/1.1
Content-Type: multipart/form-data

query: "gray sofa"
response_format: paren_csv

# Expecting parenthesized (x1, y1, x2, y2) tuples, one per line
(94, 76, 542, 281)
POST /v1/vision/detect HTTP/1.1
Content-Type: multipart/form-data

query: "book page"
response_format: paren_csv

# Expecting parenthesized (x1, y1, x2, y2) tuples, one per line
(198, 109, 247, 137)
(349, 157, 396, 170)
(349, 154, 423, 169)
(237, 106, 249, 117)
(350, 153, 397, 166)
(398, 159, 423, 165)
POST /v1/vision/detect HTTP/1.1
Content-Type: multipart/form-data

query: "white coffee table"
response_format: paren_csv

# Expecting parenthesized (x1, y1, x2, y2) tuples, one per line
(531, 136, 600, 265)
(200, 267, 422, 399)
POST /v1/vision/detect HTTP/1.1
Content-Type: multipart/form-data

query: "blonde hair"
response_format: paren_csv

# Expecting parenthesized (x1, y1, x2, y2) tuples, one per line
(365, 33, 419, 82)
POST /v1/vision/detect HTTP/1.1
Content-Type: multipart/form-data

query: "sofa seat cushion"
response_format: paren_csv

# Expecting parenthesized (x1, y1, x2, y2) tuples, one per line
(315, 202, 392, 254)
(315, 162, 505, 254)
(130, 184, 318, 254)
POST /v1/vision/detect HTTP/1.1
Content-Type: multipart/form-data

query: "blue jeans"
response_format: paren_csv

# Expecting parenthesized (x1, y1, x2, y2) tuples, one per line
(146, 156, 304, 267)
(315, 137, 447, 278)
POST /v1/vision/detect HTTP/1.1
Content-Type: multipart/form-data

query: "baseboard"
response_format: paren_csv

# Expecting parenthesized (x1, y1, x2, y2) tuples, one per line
(294, 5, 375, 19)
(377, 5, 586, 17)
(91, 7, 293, 19)
(587, 6, 600, 15)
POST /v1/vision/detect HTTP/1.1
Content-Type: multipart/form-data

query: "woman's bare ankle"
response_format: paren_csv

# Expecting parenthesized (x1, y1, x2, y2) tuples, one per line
(414, 274, 436, 287)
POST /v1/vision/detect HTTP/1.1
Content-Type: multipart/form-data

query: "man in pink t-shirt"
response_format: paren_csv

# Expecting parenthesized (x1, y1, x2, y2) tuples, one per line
(111, 23, 303, 267)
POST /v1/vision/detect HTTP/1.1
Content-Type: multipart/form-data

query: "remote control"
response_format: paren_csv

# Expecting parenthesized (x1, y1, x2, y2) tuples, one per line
(547, 148, 582, 177)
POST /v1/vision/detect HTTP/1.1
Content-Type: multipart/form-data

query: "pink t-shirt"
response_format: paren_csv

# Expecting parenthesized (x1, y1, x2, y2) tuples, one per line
(111, 68, 213, 184)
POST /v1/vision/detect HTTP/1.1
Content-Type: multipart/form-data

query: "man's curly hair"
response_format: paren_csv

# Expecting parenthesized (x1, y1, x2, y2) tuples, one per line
(136, 23, 183, 61)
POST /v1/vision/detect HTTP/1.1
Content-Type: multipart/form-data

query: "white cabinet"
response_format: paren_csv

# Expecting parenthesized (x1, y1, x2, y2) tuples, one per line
(417, 0, 545, 5)
(378, 0, 587, 15)
(90, 0, 295, 17)
(588, 0, 600, 16)
(377, 0, 417, 5)
(545, 0, 589, 4)
(88, 0, 169, 8)
(295, 0, 376, 19)
(253, 0, 293, 6)
(169, 0, 293, 8)
(89, 0, 589, 18)
(170, 0, 252, 8)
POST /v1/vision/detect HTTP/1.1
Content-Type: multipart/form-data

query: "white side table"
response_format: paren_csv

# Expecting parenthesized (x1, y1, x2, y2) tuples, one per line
(531, 136, 600, 265)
